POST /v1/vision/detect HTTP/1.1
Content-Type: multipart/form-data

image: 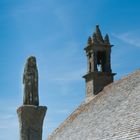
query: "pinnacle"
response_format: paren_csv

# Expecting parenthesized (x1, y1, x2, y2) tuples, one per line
(87, 36, 92, 45)
(92, 33, 98, 43)
(104, 34, 110, 44)
(95, 25, 104, 43)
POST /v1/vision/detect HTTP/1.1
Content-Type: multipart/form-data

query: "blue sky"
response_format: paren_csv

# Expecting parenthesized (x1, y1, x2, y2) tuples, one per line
(0, 0, 140, 140)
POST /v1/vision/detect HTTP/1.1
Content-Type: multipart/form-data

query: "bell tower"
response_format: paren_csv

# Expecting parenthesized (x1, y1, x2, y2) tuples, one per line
(83, 25, 116, 101)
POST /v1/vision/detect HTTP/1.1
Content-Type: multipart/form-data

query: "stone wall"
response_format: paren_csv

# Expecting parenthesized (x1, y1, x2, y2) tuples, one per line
(17, 105, 47, 140)
(47, 69, 140, 140)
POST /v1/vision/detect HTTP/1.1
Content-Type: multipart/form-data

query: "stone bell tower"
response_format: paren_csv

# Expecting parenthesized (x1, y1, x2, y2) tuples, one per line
(83, 25, 116, 101)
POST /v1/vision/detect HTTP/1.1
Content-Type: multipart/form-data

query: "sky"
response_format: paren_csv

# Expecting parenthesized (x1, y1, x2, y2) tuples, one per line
(0, 0, 140, 140)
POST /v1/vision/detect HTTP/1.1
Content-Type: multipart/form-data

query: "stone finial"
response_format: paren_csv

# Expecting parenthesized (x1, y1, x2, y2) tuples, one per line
(17, 106, 47, 140)
(95, 25, 104, 43)
(87, 36, 92, 45)
(104, 34, 110, 44)
(23, 56, 39, 106)
(18, 56, 47, 140)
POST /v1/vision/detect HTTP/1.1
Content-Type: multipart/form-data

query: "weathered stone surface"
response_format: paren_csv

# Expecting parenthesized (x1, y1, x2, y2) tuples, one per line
(83, 25, 115, 99)
(83, 72, 115, 100)
(47, 69, 140, 140)
(23, 56, 39, 106)
(17, 105, 47, 140)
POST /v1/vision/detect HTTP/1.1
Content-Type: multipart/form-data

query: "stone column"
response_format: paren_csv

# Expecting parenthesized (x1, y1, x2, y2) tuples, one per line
(17, 105, 47, 140)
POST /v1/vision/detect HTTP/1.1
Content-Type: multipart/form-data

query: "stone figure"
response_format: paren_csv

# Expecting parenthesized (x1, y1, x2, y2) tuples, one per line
(23, 56, 39, 106)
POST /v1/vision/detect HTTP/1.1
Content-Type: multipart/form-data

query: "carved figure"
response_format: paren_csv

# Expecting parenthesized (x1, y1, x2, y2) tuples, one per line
(23, 56, 39, 106)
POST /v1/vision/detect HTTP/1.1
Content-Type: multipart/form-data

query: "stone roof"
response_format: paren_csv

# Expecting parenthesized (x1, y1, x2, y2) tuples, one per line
(47, 69, 140, 140)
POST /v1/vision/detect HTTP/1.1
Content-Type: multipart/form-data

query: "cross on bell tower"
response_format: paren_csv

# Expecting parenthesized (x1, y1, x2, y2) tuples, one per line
(83, 25, 116, 101)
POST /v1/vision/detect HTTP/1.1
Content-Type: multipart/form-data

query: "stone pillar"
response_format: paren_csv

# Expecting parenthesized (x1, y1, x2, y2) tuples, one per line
(17, 105, 47, 140)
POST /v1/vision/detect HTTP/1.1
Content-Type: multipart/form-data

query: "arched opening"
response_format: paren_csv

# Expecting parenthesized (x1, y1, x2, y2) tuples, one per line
(89, 62, 92, 72)
(97, 51, 106, 72)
